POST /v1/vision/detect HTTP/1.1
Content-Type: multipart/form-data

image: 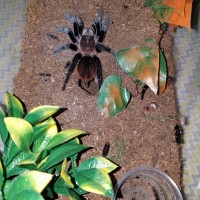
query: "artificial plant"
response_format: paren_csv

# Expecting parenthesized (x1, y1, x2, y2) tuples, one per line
(145, 0, 193, 29)
(97, 75, 131, 117)
(0, 92, 117, 199)
(116, 47, 167, 95)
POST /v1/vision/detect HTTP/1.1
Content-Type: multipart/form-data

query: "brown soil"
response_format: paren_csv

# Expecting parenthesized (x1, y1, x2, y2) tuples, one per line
(13, 0, 181, 199)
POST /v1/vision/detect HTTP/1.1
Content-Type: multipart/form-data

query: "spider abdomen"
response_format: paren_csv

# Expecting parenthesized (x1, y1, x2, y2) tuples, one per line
(77, 56, 97, 81)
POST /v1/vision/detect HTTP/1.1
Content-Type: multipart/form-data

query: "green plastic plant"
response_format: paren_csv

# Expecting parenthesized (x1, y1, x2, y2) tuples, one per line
(0, 168, 53, 200)
(0, 92, 117, 199)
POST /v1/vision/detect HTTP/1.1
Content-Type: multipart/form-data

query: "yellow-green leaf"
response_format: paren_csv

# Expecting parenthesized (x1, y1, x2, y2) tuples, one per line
(8, 190, 44, 200)
(0, 107, 8, 145)
(46, 129, 86, 150)
(75, 169, 114, 196)
(7, 171, 53, 199)
(25, 106, 61, 125)
(4, 117, 33, 152)
(33, 117, 56, 142)
(37, 156, 50, 168)
(68, 189, 81, 200)
(0, 160, 4, 189)
(5, 152, 32, 177)
(5, 92, 24, 118)
(33, 122, 58, 153)
(77, 156, 118, 174)
(61, 159, 74, 188)
(17, 152, 39, 166)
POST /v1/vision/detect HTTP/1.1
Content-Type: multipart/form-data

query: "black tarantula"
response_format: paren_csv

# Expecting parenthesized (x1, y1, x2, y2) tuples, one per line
(49, 7, 115, 92)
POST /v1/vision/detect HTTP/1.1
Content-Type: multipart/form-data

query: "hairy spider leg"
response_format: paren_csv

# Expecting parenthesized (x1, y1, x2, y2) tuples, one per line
(56, 27, 77, 43)
(92, 7, 103, 37)
(62, 53, 82, 91)
(141, 84, 149, 100)
(98, 16, 110, 43)
(96, 7, 103, 23)
(65, 13, 84, 37)
(76, 17, 84, 35)
(78, 80, 92, 94)
(78, 79, 90, 88)
(92, 8, 111, 53)
(46, 33, 59, 40)
(96, 43, 116, 58)
(64, 61, 72, 69)
(94, 56, 103, 89)
(53, 43, 77, 54)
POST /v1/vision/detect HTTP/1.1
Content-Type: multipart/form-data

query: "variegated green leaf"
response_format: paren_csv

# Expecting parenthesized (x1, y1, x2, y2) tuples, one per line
(33, 121, 58, 153)
(53, 178, 81, 199)
(97, 75, 130, 117)
(7, 166, 27, 178)
(68, 189, 82, 200)
(0, 161, 4, 189)
(53, 177, 70, 196)
(3, 140, 21, 166)
(8, 190, 44, 200)
(4, 117, 33, 153)
(37, 155, 50, 169)
(60, 159, 74, 188)
(0, 191, 3, 200)
(24, 106, 61, 125)
(75, 169, 114, 196)
(77, 156, 118, 174)
(46, 129, 86, 150)
(17, 152, 39, 167)
(3, 180, 12, 200)
(39, 143, 88, 171)
(5, 152, 33, 177)
(7, 171, 52, 200)
(32, 117, 56, 142)
(5, 92, 24, 118)
(0, 107, 8, 145)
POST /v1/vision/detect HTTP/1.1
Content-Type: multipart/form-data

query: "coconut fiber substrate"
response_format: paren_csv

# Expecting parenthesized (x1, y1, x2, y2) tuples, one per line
(13, 0, 181, 199)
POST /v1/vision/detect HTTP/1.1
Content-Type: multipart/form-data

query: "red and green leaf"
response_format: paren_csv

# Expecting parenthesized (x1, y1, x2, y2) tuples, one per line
(145, 0, 193, 29)
(97, 75, 130, 117)
(117, 47, 160, 94)
(117, 47, 167, 95)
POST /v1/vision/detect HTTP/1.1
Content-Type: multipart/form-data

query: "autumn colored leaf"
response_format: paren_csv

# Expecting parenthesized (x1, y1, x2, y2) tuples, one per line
(97, 75, 130, 117)
(162, 0, 186, 14)
(117, 47, 160, 94)
(154, 0, 192, 28)
(145, 0, 193, 29)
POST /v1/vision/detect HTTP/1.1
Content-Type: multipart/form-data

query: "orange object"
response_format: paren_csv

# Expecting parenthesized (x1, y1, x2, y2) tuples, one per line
(162, 0, 187, 15)
(154, 0, 193, 29)
(168, 0, 193, 28)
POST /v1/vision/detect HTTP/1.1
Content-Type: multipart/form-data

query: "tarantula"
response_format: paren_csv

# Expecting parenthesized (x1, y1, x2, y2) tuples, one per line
(49, 7, 115, 92)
